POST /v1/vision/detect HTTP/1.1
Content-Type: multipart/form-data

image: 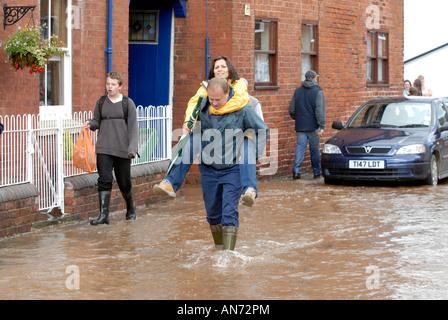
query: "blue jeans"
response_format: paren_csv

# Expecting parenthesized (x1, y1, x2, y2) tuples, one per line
(293, 129, 321, 176)
(240, 137, 257, 196)
(165, 132, 199, 192)
(165, 133, 257, 196)
(199, 164, 241, 227)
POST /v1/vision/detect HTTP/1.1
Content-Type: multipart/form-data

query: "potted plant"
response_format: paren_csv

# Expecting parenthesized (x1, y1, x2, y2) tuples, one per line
(2, 24, 64, 74)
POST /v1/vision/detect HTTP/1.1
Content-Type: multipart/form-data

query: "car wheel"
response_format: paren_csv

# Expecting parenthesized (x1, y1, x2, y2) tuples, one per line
(426, 154, 438, 186)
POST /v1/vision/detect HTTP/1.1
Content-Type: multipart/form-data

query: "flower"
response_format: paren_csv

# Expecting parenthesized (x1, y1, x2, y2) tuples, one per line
(30, 64, 44, 74)
(3, 24, 64, 73)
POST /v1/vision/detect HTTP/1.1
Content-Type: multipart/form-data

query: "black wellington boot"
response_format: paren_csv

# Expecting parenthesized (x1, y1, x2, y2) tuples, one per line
(122, 191, 137, 221)
(90, 191, 111, 225)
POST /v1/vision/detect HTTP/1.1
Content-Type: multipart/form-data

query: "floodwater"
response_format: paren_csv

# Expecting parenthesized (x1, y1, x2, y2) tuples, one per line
(1, 175, 448, 300)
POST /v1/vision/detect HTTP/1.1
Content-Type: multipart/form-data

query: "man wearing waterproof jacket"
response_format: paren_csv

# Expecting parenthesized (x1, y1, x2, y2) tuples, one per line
(289, 70, 326, 180)
(196, 77, 269, 251)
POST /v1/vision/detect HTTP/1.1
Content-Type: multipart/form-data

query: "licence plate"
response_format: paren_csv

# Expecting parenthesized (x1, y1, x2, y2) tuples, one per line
(349, 160, 385, 169)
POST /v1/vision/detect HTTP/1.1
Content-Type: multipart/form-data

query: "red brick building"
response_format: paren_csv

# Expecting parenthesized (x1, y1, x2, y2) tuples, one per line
(1, 0, 404, 179)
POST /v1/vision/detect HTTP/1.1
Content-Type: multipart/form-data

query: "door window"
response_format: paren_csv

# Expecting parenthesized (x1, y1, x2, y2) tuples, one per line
(129, 11, 158, 43)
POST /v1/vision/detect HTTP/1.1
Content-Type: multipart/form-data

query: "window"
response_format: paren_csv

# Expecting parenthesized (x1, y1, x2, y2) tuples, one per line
(437, 103, 448, 126)
(301, 23, 318, 80)
(254, 19, 278, 89)
(129, 11, 158, 43)
(367, 31, 389, 85)
(39, 0, 71, 111)
(348, 103, 431, 128)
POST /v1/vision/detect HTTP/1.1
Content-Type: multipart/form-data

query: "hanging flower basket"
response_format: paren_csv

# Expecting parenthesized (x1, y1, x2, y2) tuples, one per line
(10, 52, 46, 73)
(3, 24, 64, 74)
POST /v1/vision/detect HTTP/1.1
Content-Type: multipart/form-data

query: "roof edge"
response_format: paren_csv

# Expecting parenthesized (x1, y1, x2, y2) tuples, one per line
(405, 43, 448, 64)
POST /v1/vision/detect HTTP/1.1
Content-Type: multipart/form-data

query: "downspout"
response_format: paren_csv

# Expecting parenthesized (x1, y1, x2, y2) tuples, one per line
(106, 0, 113, 73)
(205, 0, 210, 78)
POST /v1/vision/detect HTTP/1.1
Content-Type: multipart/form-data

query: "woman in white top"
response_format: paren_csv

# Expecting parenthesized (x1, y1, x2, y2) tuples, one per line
(418, 75, 433, 96)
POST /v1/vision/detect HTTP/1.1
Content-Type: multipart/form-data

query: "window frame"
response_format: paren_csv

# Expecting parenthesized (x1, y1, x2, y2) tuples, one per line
(254, 18, 279, 90)
(39, 0, 72, 118)
(366, 30, 389, 86)
(301, 21, 319, 81)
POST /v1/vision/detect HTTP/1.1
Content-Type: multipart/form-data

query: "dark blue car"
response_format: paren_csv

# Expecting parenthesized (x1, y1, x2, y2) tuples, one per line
(321, 96, 448, 186)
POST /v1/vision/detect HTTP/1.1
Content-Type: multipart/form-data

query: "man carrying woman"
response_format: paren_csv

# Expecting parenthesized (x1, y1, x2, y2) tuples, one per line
(194, 77, 269, 250)
(154, 56, 265, 207)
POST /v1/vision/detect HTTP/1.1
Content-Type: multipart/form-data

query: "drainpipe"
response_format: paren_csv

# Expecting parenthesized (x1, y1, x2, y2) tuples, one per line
(105, 0, 113, 73)
(205, 0, 210, 78)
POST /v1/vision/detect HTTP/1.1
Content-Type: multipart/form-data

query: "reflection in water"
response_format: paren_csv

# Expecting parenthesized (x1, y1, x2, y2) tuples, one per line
(2, 177, 448, 299)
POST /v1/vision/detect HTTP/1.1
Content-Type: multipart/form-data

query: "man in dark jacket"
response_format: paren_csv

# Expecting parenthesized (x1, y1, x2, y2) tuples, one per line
(289, 70, 326, 180)
(0, 121, 3, 135)
(198, 77, 269, 250)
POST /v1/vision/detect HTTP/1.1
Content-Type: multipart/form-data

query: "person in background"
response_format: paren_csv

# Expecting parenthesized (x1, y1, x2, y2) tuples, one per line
(84, 71, 139, 225)
(418, 75, 433, 96)
(289, 70, 326, 180)
(0, 121, 3, 135)
(403, 80, 411, 96)
(413, 78, 423, 96)
(409, 87, 419, 96)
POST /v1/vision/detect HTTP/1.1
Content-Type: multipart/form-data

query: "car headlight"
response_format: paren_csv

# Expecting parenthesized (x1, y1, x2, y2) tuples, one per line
(323, 144, 342, 154)
(396, 144, 426, 154)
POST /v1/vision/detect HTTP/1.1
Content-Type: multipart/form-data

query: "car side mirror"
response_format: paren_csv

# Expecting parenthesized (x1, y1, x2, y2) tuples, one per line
(332, 121, 344, 130)
(439, 122, 448, 132)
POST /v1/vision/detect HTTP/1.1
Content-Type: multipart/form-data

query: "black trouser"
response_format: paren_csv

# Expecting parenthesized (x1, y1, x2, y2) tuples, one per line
(97, 153, 132, 194)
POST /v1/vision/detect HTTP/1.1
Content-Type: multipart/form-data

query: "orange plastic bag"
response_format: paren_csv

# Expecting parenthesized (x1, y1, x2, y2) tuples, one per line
(73, 126, 97, 173)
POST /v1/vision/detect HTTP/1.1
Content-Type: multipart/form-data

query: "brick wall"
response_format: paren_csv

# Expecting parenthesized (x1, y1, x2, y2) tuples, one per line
(63, 161, 180, 219)
(0, 0, 130, 116)
(0, 184, 40, 237)
(1, 0, 404, 181)
(71, 0, 130, 113)
(0, 0, 40, 115)
(173, 0, 404, 180)
(0, 161, 181, 238)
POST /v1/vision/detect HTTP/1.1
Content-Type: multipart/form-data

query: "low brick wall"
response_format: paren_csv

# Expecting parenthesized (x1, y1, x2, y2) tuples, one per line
(0, 160, 183, 238)
(63, 160, 183, 220)
(0, 183, 41, 237)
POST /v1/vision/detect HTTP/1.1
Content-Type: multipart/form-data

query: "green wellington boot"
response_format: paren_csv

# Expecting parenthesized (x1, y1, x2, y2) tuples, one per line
(210, 223, 223, 247)
(222, 226, 238, 250)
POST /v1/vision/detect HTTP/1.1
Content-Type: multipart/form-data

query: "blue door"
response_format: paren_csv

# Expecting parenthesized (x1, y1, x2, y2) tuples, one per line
(128, 3, 172, 107)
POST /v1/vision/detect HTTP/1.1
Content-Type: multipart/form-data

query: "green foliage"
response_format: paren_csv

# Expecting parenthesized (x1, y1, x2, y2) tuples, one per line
(3, 24, 64, 73)
(63, 130, 74, 161)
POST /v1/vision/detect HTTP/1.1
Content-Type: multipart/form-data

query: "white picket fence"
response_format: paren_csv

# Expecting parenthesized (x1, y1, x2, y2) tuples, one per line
(0, 105, 172, 213)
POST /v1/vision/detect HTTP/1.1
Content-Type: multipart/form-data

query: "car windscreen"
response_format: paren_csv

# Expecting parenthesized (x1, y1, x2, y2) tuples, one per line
(347, 102, 432, 129)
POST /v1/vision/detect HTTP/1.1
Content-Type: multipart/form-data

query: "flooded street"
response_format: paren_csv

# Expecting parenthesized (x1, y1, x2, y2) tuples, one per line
(1, 176, 448, 300)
